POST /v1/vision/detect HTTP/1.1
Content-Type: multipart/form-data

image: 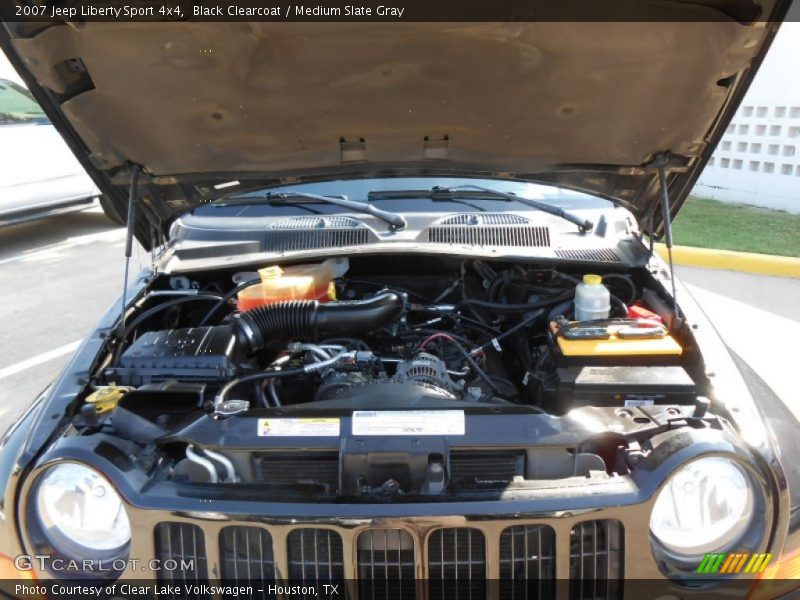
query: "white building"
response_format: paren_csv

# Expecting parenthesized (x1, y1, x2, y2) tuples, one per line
(693, 22, 800, 214)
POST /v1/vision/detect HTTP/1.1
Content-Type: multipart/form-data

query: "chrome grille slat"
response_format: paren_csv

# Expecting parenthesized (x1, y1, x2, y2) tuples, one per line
(569, 520, 624, 600)
(428, 528, 486, 600)
(358, 529, 415, 600)
(220, 526, 276, 590)
(154, 522, 209, 598)
(287, 528, 345, 591)
(499, 525, 556, 600)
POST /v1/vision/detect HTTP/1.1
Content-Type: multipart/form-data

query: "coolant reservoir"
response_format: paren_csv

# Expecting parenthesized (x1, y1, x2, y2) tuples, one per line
(237, 258, 349, 311)
(574, 274, 610, 321)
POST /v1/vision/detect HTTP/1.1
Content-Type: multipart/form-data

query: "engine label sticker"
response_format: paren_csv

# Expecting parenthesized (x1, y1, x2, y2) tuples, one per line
(352, 410, 465, 436)
(623, 398, 656, 407)
(258, 418, 340, 437)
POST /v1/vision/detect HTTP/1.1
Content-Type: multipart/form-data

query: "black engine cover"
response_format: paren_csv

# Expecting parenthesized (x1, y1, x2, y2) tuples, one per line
(111, 326, 239, 386)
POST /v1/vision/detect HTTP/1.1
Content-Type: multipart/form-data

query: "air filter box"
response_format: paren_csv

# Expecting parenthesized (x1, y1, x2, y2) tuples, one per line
(111, 326, 239, 386)
(541, 365, 696, 413)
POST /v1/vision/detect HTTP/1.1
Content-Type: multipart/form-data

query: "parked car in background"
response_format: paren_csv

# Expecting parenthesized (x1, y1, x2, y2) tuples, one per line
(0, 77, 123, 226)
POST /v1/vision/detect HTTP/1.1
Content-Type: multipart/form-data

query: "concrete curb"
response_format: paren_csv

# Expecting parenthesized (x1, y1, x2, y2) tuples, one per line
(655, 244, 800, 279)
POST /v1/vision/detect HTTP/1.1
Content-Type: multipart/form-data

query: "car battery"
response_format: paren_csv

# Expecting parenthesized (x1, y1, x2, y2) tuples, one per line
(549, 319, 683, 366)
(541, 365, 696, 412)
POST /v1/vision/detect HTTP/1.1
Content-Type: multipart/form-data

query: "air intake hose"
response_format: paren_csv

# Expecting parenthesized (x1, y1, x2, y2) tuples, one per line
(232, 291, 404, 352)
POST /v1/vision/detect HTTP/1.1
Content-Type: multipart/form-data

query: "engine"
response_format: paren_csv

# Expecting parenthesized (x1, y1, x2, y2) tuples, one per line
(97, 256, 697, 423)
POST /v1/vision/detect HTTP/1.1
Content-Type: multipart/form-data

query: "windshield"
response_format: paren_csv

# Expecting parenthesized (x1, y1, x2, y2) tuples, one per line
(0, 79, 49, 125)
(199, 177, 613, 218)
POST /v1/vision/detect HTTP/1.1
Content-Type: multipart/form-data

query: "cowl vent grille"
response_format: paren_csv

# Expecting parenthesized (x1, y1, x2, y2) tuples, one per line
(270, 216, 364, 229)
(426, 225, 550, 247)
(555, 248, 622, 263)
(439, 213, 532, 226)
(265, 228, 372, 252)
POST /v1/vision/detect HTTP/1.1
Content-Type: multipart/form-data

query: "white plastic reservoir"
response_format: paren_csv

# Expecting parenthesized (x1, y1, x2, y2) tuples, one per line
(574, 274, 611, 321)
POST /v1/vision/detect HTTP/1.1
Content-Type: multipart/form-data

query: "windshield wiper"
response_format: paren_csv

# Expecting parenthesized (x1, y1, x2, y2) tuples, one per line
(217, 192, 407, 230)
(369, 185, 593, 232)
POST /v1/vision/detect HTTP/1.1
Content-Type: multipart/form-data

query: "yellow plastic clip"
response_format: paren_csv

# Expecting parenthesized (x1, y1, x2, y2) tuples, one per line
(85, 386, 130, 415)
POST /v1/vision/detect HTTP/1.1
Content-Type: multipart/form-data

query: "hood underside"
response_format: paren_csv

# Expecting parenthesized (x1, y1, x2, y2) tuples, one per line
(0, 5, 790, 248)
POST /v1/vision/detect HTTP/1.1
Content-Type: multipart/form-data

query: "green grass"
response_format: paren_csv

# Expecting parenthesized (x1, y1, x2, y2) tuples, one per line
(672, 196, 800, 257)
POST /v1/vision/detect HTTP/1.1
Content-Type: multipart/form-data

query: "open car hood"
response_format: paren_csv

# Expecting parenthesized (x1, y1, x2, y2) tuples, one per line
(0, 6, 791, 249)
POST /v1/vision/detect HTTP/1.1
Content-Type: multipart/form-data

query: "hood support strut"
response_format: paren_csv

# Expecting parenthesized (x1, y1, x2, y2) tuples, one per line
(654, 152, 680, 330)
(118, 165, 141, 335)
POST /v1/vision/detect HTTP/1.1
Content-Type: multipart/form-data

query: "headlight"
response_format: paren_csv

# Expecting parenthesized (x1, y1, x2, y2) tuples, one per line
(31, 463, 130, 569)
(650, 457, 755, 559)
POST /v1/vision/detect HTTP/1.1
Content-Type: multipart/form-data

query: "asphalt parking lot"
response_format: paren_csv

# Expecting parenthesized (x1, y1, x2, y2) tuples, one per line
(1, 207, 798, 427)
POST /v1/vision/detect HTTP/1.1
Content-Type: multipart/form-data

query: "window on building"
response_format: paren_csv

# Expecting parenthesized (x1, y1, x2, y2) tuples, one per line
(763, 162, 775, 173)
(737, 141, 747, 152)
(739, 124, 750, 134)
(749, 161, 760, 171)
(727, 123, 736, 133)
(721, 141, 732, 150)
(791, 107, 800, 118)
(796, 166, 800, 176)
(757, 106, 768, 117)
(781, 164, 793, 175)
(708, 157, 715, 166)
(770, 125, 781, 136)
(742, 106, 754, 117)
(720, 158, 730, 168)
(783, 145, 796, 157)
(790, 126, 800, 138)
(768, 144, 779, 155)
(732, 159, 743, 169)
(775, 107, 787, 118)
(756, 124, 767, 135)
(751, 143, 762, 153)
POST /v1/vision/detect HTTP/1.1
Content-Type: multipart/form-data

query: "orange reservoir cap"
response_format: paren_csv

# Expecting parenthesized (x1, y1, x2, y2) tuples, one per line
(237, 258, 349, 311)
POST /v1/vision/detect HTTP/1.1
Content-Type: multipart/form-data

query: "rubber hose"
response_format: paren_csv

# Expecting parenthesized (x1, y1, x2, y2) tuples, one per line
(233, 291, 404, 352)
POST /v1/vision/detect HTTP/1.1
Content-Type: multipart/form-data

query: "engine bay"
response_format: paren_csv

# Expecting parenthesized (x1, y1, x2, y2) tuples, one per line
(69, 254, 715, 493)
(98, 256, 700, 410)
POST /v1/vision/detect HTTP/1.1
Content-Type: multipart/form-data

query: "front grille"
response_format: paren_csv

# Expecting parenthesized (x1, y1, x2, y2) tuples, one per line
(154, 523, 208, 594)
(425, 225, 550, 247)
(428, 528, 486, 599)
(287, 528, 346, 584)
(499, 525, 556, 600)
(358, 529, 416, 600)
(569, 520, 625, 600)
(220, 526, 275, 583)
(152, 519, 625, 596)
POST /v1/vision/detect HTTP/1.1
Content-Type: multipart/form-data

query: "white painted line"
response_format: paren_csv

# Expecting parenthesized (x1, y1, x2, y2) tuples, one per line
(0, 228, 126, 267)
(0, 340, 80, 381)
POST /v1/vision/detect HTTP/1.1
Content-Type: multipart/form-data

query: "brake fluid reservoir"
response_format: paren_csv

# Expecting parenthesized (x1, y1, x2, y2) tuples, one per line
(574, 274, 610, 321)
(237, 258, 349, 311)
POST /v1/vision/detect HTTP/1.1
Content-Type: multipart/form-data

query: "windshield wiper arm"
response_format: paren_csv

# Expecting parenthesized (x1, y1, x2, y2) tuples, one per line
(370, 185, 593, 232)
(219, 192, 407, 229)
